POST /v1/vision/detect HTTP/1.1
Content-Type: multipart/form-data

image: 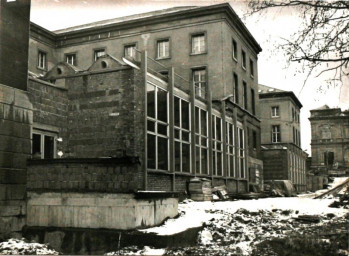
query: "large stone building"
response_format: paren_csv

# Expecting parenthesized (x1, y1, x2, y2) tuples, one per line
(1, 1, 264, 244)
(27, 3, 263, 193)
(258, 84, 307, 192)
(309, 105, 349, 176)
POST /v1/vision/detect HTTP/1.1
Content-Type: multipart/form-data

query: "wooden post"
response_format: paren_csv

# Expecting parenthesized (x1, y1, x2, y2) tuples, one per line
(141, 50, 148, 191)
(221, 101, 228, 185)
(208, 90, 213, 180)
(233, 107, 239, 194)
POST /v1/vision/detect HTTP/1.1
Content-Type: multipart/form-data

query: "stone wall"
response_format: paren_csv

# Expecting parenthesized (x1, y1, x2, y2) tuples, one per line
(27, 157, 144, 193)
(0, 84, 32, 239)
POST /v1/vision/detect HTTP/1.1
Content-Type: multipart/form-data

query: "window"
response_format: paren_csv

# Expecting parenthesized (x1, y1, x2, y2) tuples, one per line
(242, 50, 246, 69)
(251, 89, 256, 115)
(212, 115, 223, 176)
(147, 84, 169, 171)
(292, 107, 295, 121)
(250, 59, 254, 77)
(94, 49, 105, 61)
(324, 151, 334, 165)
(226, 121, 235, 177)
(232, 39, 237, 60)
(237, 127, 245, 178)
(234, 73, 239, 104)
(37, 50, 46, 69)
(193, 68, 206, 98)
(157, 39, 170, 59)
(65, 53, 76, 66)
(191, 33, 206, 54)
(124, 44, 137, 59)
(243, 81, 247, 109)
(293, 127, 296, 144)
(271, 106, 280, 117)
(272, 125, 281, 143)
(174, 97, 191, 173)
(32, 131, 56, 159)
(195, 107, 208, 175)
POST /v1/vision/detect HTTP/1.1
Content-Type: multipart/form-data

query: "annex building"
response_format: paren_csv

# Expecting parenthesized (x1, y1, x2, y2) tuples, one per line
(258, 84, 307, 192)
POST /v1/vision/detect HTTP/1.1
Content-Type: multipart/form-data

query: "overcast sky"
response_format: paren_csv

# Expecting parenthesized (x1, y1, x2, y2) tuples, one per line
(30, 0, 349, 155)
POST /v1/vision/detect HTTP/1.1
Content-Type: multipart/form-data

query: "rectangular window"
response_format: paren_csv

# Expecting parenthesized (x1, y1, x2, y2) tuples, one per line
(32, 131, 56, 159)
(195, 107, 208, 175)
(174, 96, 191, 173)
(157, 39, 170, 59)
(243, 81, 247, 109)
(226, 122, 235, 177)
(124, 44, 137, 59)
(191, 34, 206, 54)
(94, 49, 105, 61)
(232, 39, 237, 60)
(251, 89, 256, 115)
(38, 50, 46, 69)
(292, 107, 295, 121)
(271, 106, 280, 117)
(272, 125, 281, 143)
(250, 59, 254, 77)
(234, 73, 239, 104)
(242, 50, 246, 69)
(65, 53, 76, 66)
(237, 127, 245, 178)
(212, 115, 223, 176)
(146, 84, 169, 171)
(193, 68, 206, 98)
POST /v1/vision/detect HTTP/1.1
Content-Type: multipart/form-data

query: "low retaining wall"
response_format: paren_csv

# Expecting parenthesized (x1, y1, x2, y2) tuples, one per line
(27, 192, 178, 230)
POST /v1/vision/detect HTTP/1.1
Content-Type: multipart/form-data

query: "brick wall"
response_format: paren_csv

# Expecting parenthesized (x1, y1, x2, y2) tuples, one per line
(262, 149, 288, 181)
(147, 173, 172, 191)
(27, 157, 143, 193)
(66, 68, 145, 159)
(0, 84, 32, 239)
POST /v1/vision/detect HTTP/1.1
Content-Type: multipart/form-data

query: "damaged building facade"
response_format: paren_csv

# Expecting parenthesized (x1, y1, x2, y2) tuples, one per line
(258, 85, 307, 192)
(1, 1, 263, 242)
(309, 105, 349, 177)
(27, 3, 263, 194)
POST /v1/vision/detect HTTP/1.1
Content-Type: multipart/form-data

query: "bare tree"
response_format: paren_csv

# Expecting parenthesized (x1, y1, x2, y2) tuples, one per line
(248, 0, 349, 91)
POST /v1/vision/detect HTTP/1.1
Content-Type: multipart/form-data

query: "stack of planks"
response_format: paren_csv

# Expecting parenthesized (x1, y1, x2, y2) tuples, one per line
(189, 178, 212, 201)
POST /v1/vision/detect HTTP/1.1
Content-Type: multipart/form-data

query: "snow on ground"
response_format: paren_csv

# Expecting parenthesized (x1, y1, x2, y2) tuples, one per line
(140, 197, 347, 236)
(299, 177, 349, 198)
(0, 239, 59, 255)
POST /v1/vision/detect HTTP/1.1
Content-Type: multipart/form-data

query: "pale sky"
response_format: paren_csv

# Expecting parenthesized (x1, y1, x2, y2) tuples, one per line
(30, 0, 349, 155)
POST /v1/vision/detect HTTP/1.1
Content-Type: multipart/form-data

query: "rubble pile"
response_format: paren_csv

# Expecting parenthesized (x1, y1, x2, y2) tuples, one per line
(166, 207, 347, 256)
(0, 238, 59, 255)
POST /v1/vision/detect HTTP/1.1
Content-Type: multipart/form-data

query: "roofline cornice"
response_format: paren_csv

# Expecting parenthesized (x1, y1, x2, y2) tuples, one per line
(259, 91, 303, 108)
(29, 3, 262, 54)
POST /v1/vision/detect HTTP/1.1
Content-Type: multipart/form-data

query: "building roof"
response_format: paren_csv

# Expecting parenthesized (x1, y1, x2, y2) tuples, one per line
(30, 3, 262, 54)
(54, 6, 197, 34)
(258, 84, 303, 108)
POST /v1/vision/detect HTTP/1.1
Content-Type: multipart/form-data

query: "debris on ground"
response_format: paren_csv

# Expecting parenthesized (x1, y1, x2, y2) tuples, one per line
(0, 238, 59, 255)
(212, 185, 230, 200)
(264, 180, 297, 197)
(106, 246, 166, 255)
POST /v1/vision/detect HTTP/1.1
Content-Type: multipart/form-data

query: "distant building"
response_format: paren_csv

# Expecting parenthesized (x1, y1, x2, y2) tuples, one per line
(309, 105, 349, 176)
(258, 84, 307, 192)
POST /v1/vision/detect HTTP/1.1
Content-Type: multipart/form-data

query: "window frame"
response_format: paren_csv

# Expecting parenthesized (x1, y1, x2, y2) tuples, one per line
(242, 80, 247, 109)
(124, 43, 138, 60)
(156, 38, 170, 60)
(249, 58, 254, 78)
(93, 48, 106, 62)
(233, 73, 239, 104)
(195, 106, 209, 175)
(37, 49, 47, 70)
(32, 129, 57, 159)
(226, 120, 235, 177)
(65, 52, 77, 66)
(271, 106, 280, 118)
(192, 67, 207, 98)
(232, 39, 238, 62)
(241, 50, 247, 70)
(190, 32, 207, 55)
(212, 114, 223, 176)
(271, 125, 281, 143)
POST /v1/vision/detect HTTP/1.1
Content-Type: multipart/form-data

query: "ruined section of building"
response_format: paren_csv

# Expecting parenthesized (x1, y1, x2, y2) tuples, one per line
(309, 105, 349, 176)
(0, 0, 32, 239)
(259, 84, 307, 192)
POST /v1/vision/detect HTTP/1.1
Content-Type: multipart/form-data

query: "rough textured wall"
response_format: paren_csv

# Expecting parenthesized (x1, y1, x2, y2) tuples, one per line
(262, 149, 288, 181)
(66, 68, 145, 158)
(0, 84, 32, 239)
(27, 157, 143, 193)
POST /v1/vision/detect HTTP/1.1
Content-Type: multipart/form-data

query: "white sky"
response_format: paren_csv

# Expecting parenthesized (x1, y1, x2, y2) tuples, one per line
(30, 0, 349, 155)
